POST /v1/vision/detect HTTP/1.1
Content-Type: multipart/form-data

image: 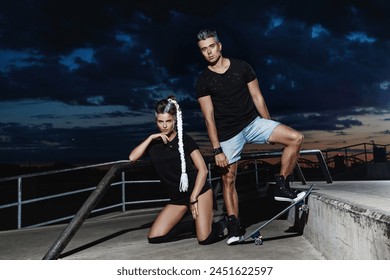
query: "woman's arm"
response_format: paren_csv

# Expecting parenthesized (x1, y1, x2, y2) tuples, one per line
(189, 149, 209, 218)
(129, 133, 169, 162)
(189, 149, 208, 200)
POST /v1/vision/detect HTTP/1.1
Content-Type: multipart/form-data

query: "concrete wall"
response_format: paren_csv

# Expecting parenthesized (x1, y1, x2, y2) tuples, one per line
(298, 194, 390, 259)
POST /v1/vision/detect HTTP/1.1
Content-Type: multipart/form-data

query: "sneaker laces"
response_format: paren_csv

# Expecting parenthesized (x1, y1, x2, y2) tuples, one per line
(279, 185, 297, 198)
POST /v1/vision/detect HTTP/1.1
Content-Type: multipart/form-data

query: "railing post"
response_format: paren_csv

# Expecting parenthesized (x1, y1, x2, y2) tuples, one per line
(121, 171, 126, 213)
(364, 143, 367, 163)
(254, 160, 259, 190)
(316, 151, 333, 183)
(17, 177, 22, 229)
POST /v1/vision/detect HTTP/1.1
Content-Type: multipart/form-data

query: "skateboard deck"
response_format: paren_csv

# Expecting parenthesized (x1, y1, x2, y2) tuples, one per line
(238, 183, 315, 245)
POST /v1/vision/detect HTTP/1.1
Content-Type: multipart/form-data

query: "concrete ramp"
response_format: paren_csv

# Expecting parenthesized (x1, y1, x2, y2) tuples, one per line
(292, 181, 390, 259)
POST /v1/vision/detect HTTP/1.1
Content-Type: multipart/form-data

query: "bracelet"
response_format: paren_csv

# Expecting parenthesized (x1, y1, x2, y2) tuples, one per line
(212, 147, 223, 155)
(190, 199, 198, 205)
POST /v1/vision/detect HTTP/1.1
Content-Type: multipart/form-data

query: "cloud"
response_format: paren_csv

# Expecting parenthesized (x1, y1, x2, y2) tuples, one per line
(0, 0, 389, 164)
(0, 121, 151, 163)
(275, 112, 363, 131)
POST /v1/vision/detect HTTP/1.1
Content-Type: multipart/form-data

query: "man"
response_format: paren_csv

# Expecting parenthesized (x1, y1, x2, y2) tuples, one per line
(195, 29, 305, 245)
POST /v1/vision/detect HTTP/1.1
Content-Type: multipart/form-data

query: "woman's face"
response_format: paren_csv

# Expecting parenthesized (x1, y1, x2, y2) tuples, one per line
(156, 113, 175, 135)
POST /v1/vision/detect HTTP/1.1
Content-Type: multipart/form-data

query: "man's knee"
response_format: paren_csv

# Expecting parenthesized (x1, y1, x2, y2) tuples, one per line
(290, 131, 304, 147)
(222, 171, 236, 188)
(296, 132, 304, 145)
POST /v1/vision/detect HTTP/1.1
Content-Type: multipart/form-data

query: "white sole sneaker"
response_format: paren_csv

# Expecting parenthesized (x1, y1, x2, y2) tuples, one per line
(226, 236, 241, 245)
(274, 196, 294, 202)
(274, 191, 306, 203)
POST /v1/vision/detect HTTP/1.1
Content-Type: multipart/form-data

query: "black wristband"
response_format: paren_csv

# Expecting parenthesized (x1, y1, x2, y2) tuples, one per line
(212, 147, 223, 155)
(190, 199, 198, 205)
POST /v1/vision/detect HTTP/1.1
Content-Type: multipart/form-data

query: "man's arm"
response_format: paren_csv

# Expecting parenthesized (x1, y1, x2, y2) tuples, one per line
(197, 96, 220, 149)
(197, 95, 229, 167)
(247, 78, 271, 119)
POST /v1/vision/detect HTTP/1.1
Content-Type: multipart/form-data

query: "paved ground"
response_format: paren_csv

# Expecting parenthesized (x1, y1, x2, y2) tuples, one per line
(0, 180, 389, 260)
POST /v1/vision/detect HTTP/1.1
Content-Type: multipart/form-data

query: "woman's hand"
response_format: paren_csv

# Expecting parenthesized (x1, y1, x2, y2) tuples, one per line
(129, 133, 170, 162)
(190, 199, 199, 219)
(150, 133, 169, 144)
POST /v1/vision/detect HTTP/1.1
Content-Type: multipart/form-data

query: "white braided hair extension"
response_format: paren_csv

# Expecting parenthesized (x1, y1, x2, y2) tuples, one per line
(165, 98, 188, 192)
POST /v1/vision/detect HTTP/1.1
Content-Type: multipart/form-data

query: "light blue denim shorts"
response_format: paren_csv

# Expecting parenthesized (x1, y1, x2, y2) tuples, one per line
(220, 117, 280, 164)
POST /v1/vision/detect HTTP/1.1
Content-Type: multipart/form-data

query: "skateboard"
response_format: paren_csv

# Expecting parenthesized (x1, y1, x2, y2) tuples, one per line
(237, 183, 315, 245)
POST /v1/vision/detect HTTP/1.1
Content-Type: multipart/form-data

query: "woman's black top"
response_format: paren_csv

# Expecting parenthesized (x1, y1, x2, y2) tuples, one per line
(147, 133, 210, 205)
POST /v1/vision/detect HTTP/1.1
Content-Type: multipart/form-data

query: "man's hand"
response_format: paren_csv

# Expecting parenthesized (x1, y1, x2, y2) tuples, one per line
(215, 153, 229, 168)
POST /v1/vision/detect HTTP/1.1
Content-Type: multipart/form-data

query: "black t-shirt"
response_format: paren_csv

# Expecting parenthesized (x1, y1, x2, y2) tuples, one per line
(196, 58, 259, 141)
(147, 133, 209, 203)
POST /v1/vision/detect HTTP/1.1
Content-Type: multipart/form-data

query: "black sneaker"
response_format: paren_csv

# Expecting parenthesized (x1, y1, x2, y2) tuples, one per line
(274, 175, 301, 202)
(239, 224, 246, 237)
(285, 174, 299, 194)
(226, 215, 243, 245)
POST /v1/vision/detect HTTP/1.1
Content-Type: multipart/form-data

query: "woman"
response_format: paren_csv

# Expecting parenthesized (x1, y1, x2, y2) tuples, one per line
(129, 96, 225, 245)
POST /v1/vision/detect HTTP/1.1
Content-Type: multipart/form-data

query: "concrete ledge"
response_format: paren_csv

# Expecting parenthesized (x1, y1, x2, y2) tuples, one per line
(302, 193, 390, 259)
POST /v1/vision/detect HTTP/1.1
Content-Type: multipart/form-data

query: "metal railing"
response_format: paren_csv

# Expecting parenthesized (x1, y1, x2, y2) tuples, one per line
(0, 149, 331, 232)
(0, 160, 168, 230)
(323, 142, 389, 170)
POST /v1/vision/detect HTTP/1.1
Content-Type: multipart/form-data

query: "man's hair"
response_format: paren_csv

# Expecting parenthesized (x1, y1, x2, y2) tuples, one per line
(197, 29, 219, 42)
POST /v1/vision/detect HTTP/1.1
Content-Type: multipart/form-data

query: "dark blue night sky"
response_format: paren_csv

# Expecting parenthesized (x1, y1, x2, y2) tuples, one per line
(0, 0, 389, 165)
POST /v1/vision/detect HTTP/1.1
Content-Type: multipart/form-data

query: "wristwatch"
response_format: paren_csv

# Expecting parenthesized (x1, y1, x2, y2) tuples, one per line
(212, 147, 223, 155)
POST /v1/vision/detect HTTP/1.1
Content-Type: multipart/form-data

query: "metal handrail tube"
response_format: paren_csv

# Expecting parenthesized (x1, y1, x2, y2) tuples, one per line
(0, 160, 131, 182)
(42, 161, 132, 260)
(23, 187, 96, 205)
(24, 215, 77, 229)
(124, 180, 161, 184)
(0, 186, 95, 209)
(124, 198, 170, 205)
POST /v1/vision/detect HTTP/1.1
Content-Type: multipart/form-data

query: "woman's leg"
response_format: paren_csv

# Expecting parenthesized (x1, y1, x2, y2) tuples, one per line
(196, 188, 227, 245)
(194, 189, 214, 241)
(148, 204, 188, 242)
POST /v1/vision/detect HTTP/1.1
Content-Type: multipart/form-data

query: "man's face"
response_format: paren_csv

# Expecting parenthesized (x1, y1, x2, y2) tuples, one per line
(198, 37, 222, 64)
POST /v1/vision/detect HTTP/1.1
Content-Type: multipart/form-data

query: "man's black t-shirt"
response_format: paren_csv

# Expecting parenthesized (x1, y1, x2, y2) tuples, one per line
(196, 58, 259, 141)
(147, 133, 209, 204)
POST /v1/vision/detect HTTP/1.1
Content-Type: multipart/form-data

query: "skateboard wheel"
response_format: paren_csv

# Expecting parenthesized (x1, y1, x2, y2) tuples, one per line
(299, 204, 309, 212)
(254, 237, 263, 245)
